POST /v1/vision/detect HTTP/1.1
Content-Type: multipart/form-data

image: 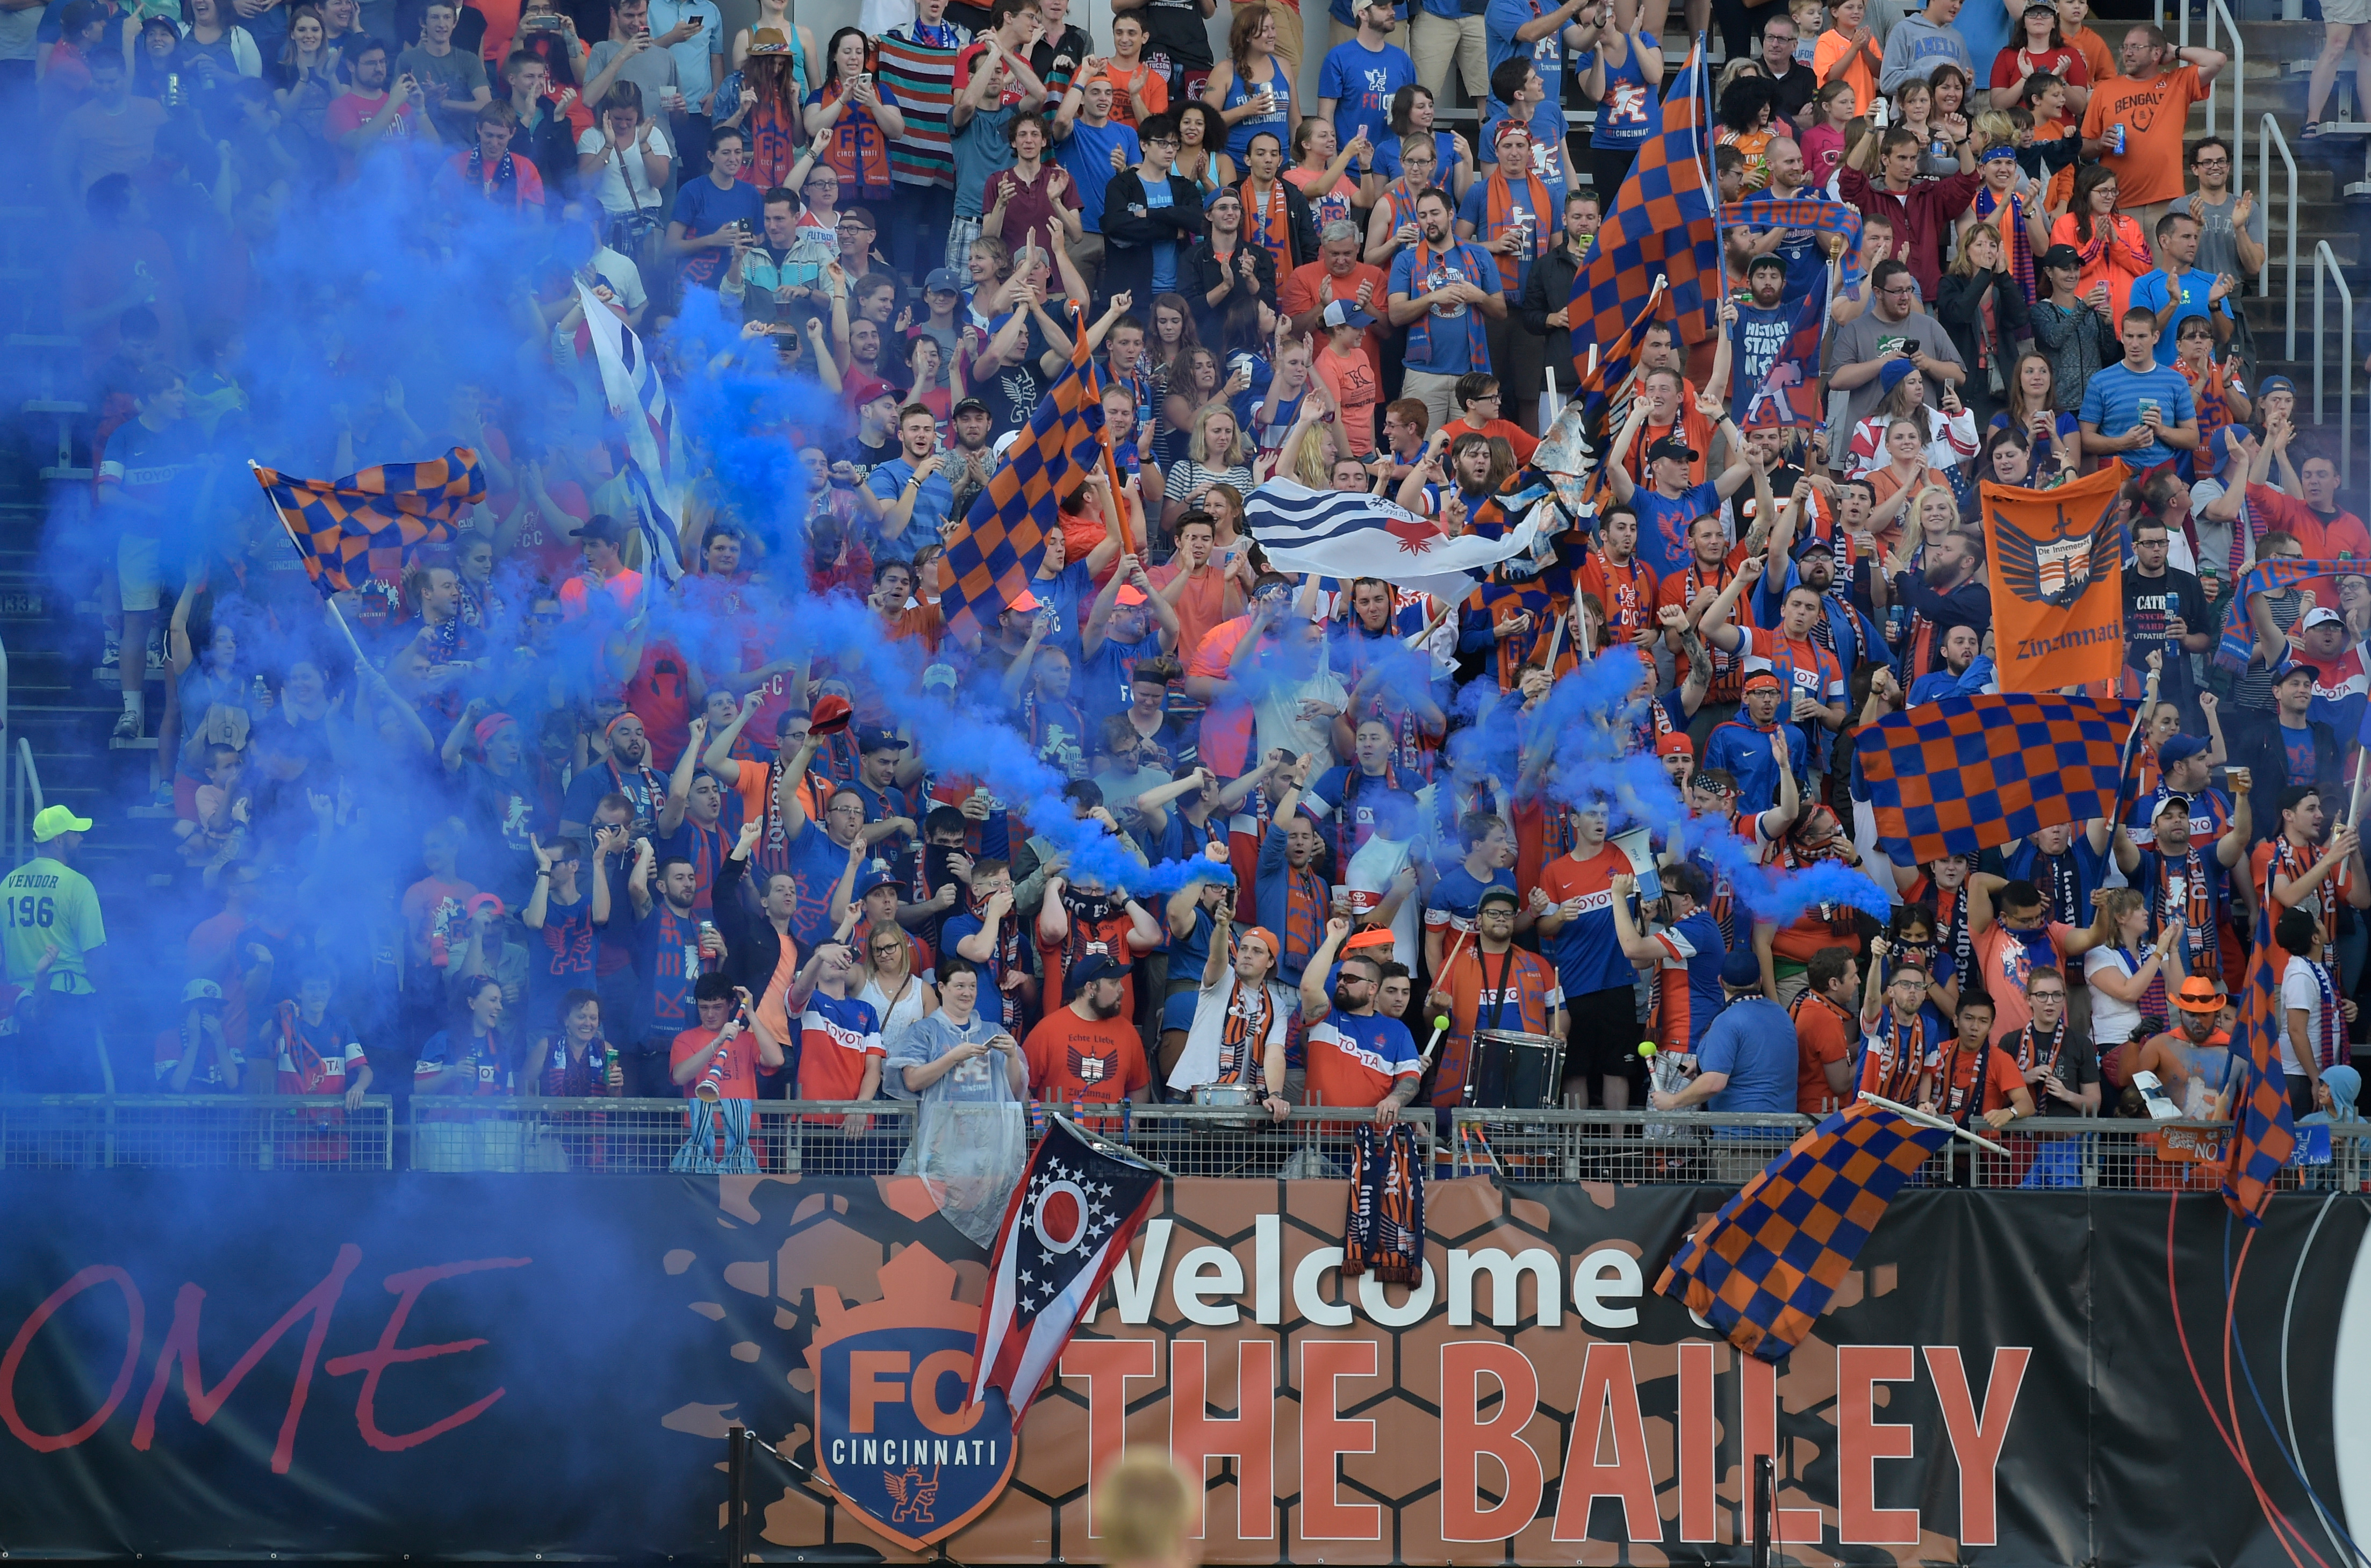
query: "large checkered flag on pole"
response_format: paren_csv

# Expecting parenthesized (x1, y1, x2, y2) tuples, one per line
(968, 1116, 1163, 1423)
(576, 282, 684, 586)
(1568, 38, 1721, 362)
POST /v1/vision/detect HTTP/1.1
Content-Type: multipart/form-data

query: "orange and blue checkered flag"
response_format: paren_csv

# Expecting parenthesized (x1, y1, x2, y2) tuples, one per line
(940, 355, 1107, 641)
(2221, 894, 2297, 1224)
(250, 448, 484, 599)
(1568, 39, 1720, 370)
(1655, 1101, 1953, 1363)
(1856, 692, 2133, 868)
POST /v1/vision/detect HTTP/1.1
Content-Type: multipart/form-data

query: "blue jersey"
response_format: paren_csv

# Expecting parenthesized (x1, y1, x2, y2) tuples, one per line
(1632, 481, 1720, 580)
(633, 902, 714, 1045)
(1426, 862, 1518, 945)
(782, 825, 857, 950)
(1651, 909, 1728, 1054)
(1539, 847, 1633, 997)
(1702, 719, 1807, 816)
(1590, 33, 1658, 149)
(1318, 38, 1417, 152)
(528, 891, 597, 1010)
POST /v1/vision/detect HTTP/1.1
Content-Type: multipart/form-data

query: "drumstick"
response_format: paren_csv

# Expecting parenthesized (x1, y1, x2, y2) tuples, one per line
(1419, 927, 1477, 1068)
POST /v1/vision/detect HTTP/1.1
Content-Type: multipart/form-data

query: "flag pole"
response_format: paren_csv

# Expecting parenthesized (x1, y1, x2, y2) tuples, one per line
(1858, 1091, 2013, 1158)
(250, 461, 375, 672)
(1072, 301, 1138, 558)
(2348, 743, 2369, 828)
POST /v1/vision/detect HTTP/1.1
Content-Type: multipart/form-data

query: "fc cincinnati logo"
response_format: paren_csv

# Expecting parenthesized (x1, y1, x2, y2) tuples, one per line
(806, 1246, 1018, 1549)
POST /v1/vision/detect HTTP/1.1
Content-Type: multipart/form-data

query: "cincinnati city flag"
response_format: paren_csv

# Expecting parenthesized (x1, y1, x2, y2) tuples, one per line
(942, 351, 1106, 641)
(1245, 478, 1551, 606)
(969, 1116, 1162, 1423)
(1656, 1100, 1953, 1362)
(1857, 691, 2133, 867)
(1569, 39, 1720, 368)
(252, 448, 483, 598)
(1980, 462, 2129, 691)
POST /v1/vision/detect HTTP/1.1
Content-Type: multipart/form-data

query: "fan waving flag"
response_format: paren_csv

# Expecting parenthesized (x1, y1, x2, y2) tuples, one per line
(1245, 478, 1551, 606)
(2215, 556, 2353, 672)
(1857, 691, 2133, 867)
(1656, 1101, 1954, 1363)
(576, 282, 684, 586)
(252, 448, 484, 599)
(1569, 40, 1721, 366)
(942, 354, 1107, 641)
(2222, 895, 2298, 1224)
(1980, 463, 2129, 692)
(969, 1116, 1163, 1424)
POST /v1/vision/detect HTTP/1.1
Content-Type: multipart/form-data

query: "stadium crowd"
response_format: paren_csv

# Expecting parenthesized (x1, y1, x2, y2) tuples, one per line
(4, 0, 2368, 1168)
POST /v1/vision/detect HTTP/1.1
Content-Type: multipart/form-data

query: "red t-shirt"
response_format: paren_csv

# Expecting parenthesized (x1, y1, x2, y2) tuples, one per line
(1791, 991, 1853, 1114)
(671, 1024, 767, 1099)
(1022, 1009, 1151, 1104)
(626, 638, 698, 770)
(1039, 909, 1144, 1025)
(1925, 1035, 2030, 1119)
(1988, 43, 2089, 90)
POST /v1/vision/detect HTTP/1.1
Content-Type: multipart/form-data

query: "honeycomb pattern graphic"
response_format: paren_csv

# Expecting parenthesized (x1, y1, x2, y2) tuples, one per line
(664, 1173, 1993, 1566)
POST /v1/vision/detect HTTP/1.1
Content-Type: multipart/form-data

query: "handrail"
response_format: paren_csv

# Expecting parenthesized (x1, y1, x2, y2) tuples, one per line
(2262, 112, 2299, 357)
(2312, 239, 2354, 485)
(2203, 0, 2243, 157)
(10, 737, 37, 867)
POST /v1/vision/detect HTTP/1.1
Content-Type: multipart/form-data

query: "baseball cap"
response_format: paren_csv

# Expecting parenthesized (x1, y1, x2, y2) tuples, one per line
(1068, 953, 1128, 990)
(181, 978, 225, 1006)
(2039, 243, 2083, 271)
(2273, 656, 2316, 685)
(1116, 583, 1148, 606)
(1007, 587, 1043, 614)
(466, 893, 506, 920)
(1720, 949, 1764, 989)
(1745, 251, 1786, 277)
(1794, 530, 1836, 559)
(2303, 606, 2345, 630)
(32, 804, 91, 842)
(809, 694, 854, 735)
(1645, 434, 1698, 464)
(2154, 790, 2192, 821)
(2173, 976, 2225, 1015)
(924, 268, 965, 294)
(1655, 730, 1694, 757)
(854, 859, 901, 898)
(2258, 374, 2297, 400)
(575, 514, 623, 543)
(922, 663, 958, 692)
(856, 725, 909, 754)
(2157, 733, 2207, 768)
(1322, 298, 1377, 331)
(952, 395, 990, 418)
(846, 375, 900, 411)
(1477, 884, 1521, 911)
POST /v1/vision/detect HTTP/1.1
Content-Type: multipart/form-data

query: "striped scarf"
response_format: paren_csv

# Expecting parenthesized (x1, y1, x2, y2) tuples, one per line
(1930, 1034, 1994, 1125)
(1343, 1121, 1424, 1283)
(1331, 762, 1404, 871)
(1402, 239, 1492, 375)
(1382, 181, 1422, 233)
(876, 31, 961, 186)
(744, 93, 803, 193)
(1866, 1010, 1930, 1103)
(2179, 358, 2245, 455)
(1973, 186, 2036, 303)
(464, 147, 519, 204)
(971, 884, 1026, 1030)
(1683, 559, 1743, 700)
(1481, 167, 1551, 291)
(2148, 845, 2218, 987)
(2009, 1017, 2068, 1081)
(2303, 959, 2347, 1073)
(1241, 176, 1296, 271)
(1216, 974, 1275, 1090)
(1283, 860, 1326, 974)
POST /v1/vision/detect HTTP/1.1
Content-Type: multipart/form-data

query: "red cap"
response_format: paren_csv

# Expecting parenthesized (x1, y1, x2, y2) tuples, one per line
(810, 694, 854, 735)
(1655, 730, 1693, 757)
(845, 373, 899, 409)
(1116, 584, 1148, 606)
(1341, 928, 1397, 953)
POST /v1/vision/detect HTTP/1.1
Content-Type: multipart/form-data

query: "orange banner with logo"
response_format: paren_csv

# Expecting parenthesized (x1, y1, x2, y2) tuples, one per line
(1980, 461, 2131, 693)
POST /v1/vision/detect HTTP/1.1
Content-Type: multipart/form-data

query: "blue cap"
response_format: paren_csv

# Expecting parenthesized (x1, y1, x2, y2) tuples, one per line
(1720, 949, 1764, 989)
(2273, 656, 2316, 685)
(854, 860, 901, 898)
(2157, 733, 2209, 769)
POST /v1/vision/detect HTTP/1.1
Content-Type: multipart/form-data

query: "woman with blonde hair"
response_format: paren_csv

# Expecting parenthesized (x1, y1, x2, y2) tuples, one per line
(2082, 886, 2184, 1067)
(1846, 359, 1977, 478)
(857, 919, 937, 1041)
(1161, 403, 1256, 529)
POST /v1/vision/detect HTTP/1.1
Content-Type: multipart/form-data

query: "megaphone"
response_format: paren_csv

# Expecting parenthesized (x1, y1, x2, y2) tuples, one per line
(1611, 826, 1663, 904)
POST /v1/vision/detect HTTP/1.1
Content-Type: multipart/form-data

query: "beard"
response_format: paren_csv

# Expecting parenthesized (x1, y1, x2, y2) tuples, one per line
(1087, 992, 1124, 1019)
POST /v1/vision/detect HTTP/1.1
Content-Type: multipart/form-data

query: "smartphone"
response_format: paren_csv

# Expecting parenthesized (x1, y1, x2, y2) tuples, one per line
(688, 12, 703, 26)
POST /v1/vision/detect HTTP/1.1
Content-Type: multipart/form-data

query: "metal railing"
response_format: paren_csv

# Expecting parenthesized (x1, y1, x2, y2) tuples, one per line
(2203, 0, 2245, 156)
(2262, 112, 2300, 354)
(1, 1095, 396, 1170)
(2313, 239, 2355, 485)
(4, 1096, 2363, 1190)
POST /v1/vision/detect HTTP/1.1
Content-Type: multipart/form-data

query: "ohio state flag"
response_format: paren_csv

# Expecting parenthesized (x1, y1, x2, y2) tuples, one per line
(968, 1116, 1163, 1422)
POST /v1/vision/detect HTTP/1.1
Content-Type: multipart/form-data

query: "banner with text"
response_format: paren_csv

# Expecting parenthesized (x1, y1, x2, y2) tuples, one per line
(1, 1171, 2365, 1564)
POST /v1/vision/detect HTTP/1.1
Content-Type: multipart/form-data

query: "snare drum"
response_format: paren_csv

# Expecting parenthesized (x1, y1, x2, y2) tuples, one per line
(1463, 1029, 1566, 1110)
(1192, 1081, 1265, 1128)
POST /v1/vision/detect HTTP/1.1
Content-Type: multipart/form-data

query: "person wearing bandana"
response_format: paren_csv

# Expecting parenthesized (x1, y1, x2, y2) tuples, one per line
(2107, 778, 2250, 991)
(1168, 902, 1296, 1117)
(559, 709, 666, 838)
(1856, 935, 1941, 1104)
(1966, 874, 2111, 1045)
(942, 858, 1039, 1033)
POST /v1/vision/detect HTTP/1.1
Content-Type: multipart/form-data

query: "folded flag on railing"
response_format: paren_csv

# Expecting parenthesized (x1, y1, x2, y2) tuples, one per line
(2213, 557, 2351, 672)
(1655, 1100, 1953, 1363)
(251, 448, 484, 599)
(968, 1114, 1162, 1423)
(1856, 691, 2133, 868)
